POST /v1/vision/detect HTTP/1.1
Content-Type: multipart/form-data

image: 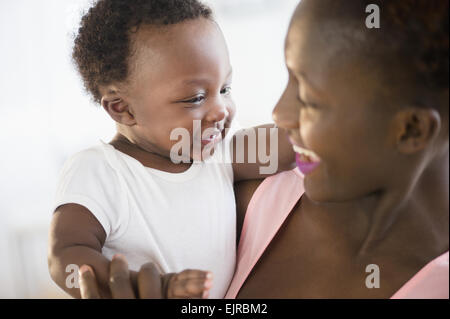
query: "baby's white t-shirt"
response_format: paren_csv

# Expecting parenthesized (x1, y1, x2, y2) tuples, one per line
(52, 136, 236, 298)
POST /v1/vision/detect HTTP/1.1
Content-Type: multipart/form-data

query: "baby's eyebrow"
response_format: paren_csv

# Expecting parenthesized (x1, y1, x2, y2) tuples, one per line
(226, 67, 233, 79)
(182, 78, 210, 86)
(181, 68, 233, 86)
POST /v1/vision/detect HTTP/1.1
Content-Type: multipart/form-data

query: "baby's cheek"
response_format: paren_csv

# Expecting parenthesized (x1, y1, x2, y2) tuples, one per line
(227, 101, 237, 119)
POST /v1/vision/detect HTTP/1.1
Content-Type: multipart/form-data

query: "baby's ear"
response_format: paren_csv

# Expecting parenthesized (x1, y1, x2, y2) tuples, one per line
(393, 107, 441, 154)
(100, 86, 136, 126)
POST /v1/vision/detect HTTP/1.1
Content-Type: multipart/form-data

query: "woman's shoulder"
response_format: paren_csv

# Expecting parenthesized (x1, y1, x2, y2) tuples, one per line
(234, 179, 265, 217)
(392, 251, 449, 299)
(234, 169, 304, 242)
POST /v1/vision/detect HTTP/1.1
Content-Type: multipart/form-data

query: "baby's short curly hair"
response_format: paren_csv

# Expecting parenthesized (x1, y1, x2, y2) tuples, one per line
(72, 0, 213, 104)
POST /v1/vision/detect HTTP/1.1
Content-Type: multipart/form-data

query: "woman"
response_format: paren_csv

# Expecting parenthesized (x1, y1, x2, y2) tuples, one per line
(227, 0, 449, 298)
(79, 0, 449, 298)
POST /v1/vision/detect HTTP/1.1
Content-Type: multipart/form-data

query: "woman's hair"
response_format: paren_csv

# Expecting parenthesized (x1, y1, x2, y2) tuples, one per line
(304, 0, 449, 114)
(72, 0, 213, 104)
(310, 0, 448, 111)
(383, 0, 449, 94)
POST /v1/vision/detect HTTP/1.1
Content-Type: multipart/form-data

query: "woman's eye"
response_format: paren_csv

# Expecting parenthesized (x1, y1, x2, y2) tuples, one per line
(297, 95, 316, 109)
(221, 86, 232, 95)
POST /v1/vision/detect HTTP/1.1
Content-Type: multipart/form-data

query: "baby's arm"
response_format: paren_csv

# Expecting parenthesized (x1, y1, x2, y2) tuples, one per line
(48, 204, 212, 299)
(232, 124, 296, 181)
(48, 203, 112, 298)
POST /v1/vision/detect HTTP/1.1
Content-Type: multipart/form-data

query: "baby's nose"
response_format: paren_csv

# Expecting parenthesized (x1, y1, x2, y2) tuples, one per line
(206, 102, 228, 123)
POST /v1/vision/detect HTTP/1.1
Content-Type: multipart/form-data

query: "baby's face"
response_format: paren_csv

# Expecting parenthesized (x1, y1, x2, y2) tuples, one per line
(121, 18, 235, 161)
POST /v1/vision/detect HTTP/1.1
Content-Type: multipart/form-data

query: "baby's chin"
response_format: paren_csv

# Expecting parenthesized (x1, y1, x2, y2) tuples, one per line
(191, 142, 220, 162)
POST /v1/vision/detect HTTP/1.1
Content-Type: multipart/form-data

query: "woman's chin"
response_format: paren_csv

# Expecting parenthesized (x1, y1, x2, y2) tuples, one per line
(303, 177, 344, 203)
(304, 177, 373, 204)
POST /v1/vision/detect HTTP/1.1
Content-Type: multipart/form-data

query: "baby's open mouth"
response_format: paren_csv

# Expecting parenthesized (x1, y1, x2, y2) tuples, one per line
(201, 129, 223, 146)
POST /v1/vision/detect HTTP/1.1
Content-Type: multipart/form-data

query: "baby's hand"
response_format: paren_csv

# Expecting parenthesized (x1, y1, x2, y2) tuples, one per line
(165, 269, 213, 299)
(78, 255, 213, 299)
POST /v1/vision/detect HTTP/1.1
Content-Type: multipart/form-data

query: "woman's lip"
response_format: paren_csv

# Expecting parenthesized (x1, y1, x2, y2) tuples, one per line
(288, 137, 321, 163)
(287, 136, 298, 146)
(287, 136, 321, 174)
(296, 153, 320, 175)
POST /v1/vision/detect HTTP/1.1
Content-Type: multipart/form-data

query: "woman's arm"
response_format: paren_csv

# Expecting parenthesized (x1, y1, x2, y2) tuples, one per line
(232, 124, 295, 182)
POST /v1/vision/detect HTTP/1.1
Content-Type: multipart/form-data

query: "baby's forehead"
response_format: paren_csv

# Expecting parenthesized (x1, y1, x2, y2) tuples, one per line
(131, 18, 220, 52)
(130, 19, 225, 66)
(127, 19, 231, 85)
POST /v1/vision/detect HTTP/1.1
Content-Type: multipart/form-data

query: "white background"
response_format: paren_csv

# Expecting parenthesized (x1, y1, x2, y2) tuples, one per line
(0, 0, 299, 298)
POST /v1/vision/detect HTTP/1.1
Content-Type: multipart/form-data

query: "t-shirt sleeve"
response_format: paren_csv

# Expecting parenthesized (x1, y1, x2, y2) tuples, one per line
(52, 147, 129, 241)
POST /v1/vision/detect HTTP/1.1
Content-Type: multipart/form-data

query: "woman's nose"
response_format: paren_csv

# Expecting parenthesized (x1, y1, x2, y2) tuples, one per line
(272, 91, 299, 130)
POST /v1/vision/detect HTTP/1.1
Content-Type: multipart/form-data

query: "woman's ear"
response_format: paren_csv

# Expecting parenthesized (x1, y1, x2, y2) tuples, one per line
(394, 107, 441, 154)
(100, 86, 136, 126)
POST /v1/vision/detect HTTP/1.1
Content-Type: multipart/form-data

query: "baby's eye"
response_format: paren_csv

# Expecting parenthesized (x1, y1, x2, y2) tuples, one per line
(221, 86, 232, 95)
(183, 95, 205, 104)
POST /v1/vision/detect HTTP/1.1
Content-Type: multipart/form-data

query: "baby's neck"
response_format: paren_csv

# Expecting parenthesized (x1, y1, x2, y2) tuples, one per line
(109, 133, 193, 173)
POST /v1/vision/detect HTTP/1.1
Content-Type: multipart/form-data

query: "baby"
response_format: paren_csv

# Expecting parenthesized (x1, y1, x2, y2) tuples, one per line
(48, 0, 294, 299)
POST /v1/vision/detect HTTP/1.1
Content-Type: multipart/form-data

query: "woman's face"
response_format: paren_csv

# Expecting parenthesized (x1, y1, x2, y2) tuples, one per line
(273, 1, 398, 202)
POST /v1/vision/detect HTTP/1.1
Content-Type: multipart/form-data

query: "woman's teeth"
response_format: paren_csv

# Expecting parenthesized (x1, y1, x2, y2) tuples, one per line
(298, 153, 311, 163)
(292, 145, 320, 162)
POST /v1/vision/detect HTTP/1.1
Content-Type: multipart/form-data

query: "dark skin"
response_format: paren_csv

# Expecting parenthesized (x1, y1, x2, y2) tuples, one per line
(48, 204, 213, 299)
(48, 18, 294, 299)
(75, 1, 448, 298)
(74, 179, 261, 298)
(236, 0, 449, 298)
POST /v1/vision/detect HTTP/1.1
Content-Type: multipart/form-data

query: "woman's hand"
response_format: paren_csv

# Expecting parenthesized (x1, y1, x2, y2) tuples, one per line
(78, 254, 213, 299)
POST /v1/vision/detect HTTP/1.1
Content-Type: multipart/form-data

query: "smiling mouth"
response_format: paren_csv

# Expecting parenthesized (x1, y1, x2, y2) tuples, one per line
(292, 144, 321, 163)
(290, 143, 321, 175)
(200, 129, 223, 146)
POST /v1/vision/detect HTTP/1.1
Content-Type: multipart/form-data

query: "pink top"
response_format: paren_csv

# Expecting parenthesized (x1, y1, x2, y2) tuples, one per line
(225, 169, 449, 299)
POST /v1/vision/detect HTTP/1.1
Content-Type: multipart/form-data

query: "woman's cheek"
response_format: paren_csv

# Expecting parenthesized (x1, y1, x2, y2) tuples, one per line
(299, 110, 322, 149)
